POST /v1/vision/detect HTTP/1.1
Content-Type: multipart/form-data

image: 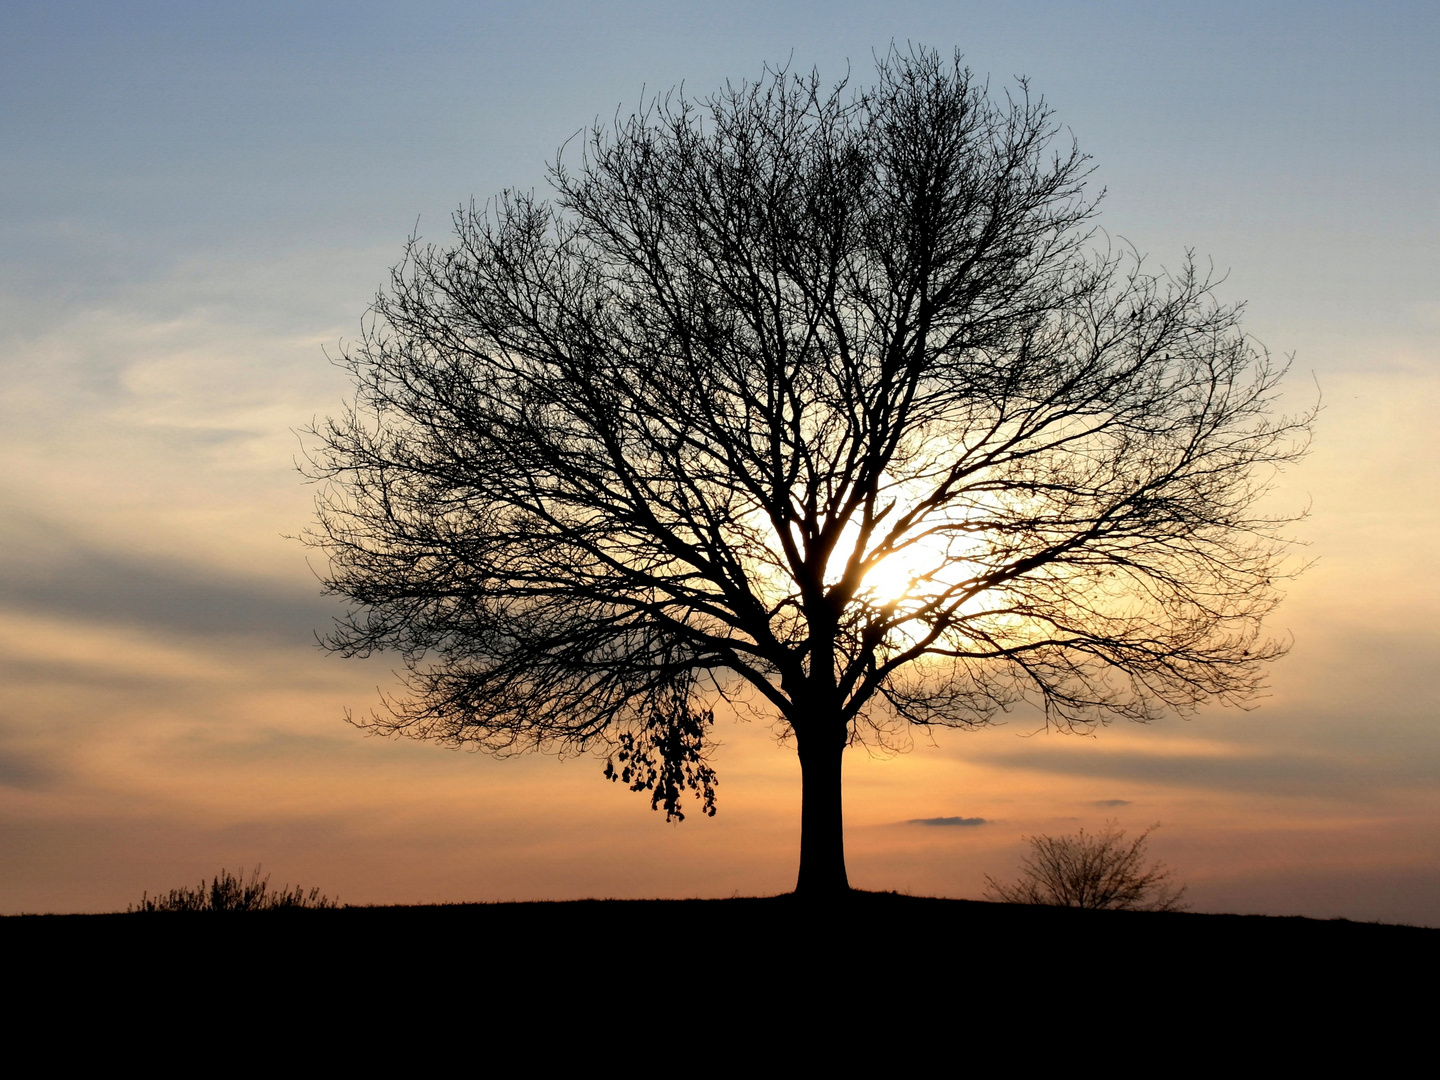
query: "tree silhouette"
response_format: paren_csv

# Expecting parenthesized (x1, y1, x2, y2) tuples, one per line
(306, 47, 1309, 895)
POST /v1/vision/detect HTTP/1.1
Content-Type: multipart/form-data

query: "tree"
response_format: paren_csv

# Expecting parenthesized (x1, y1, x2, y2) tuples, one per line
(306, 46, 1309, 896)
(983, 822, 1188, 911)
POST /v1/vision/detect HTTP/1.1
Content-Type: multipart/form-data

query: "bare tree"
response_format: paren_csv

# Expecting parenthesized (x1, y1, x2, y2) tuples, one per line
(984, 822, 1188, 911)
(306, 46, 1309, 895)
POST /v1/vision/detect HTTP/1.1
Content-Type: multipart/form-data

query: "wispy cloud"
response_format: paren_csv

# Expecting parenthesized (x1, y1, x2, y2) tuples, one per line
(0, 513, 340, 648)
(907, 816, 989, 827)
(977, 744, 1438, 794)
(0, 747, 58, 790)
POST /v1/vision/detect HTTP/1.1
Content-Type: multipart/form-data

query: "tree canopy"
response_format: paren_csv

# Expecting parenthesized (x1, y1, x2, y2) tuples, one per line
(307, 47, 1309, 893)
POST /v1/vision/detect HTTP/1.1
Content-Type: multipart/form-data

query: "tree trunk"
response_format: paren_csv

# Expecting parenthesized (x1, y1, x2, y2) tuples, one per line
(794, 727, 850, 895)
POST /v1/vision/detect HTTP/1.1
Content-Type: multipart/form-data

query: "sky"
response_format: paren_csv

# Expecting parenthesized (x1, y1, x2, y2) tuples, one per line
(2, 1, 1437, 921)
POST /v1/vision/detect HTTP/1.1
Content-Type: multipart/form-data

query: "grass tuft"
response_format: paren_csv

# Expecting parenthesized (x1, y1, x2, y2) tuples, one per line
(130, 866, 337, 913)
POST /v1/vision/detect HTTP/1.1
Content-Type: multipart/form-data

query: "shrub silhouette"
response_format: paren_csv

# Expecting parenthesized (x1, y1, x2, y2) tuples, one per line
(130, 866, 337, 912)
(984, 822, 1187, 911)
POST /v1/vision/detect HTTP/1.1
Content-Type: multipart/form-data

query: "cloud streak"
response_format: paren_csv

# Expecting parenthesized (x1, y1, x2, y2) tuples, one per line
(908, 816, 989, 827)
(975, 744, 1440, 794)
(0, 513, 341, 649)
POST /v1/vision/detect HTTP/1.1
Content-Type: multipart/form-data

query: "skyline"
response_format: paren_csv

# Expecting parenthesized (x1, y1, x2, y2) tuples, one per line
(2, 1, 1437, 921)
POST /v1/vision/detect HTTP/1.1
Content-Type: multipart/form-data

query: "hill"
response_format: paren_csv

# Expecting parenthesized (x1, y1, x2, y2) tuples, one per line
(9, 892, 1433, 1054)
(8, 890, 1433, 980)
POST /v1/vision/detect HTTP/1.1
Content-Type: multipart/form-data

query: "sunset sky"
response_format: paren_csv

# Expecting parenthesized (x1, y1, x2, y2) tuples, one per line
(3, 1, 1437, 922)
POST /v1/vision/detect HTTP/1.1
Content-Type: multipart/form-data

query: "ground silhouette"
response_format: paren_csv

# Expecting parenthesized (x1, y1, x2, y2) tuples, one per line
(9, 892, 1433, 986)
(9, 892, 1434, 1056)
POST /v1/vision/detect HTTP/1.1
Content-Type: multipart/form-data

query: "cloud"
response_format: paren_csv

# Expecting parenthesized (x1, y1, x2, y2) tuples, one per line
(1094, 799, 1131, 807)
(907, 816, 989, 827)
(974, 745, 1428, 795)
(0, 747, 57, 790)
(0, 513, 341, 649)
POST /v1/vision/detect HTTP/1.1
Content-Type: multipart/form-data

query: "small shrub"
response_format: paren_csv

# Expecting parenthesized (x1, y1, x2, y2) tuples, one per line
(984, 822, 1187, 912)
(130, 866, 337, 913)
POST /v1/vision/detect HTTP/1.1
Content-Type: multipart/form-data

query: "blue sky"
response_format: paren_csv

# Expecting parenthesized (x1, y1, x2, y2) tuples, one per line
(2, 1, 1437, 917)
(6, 2, 1434, 281)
